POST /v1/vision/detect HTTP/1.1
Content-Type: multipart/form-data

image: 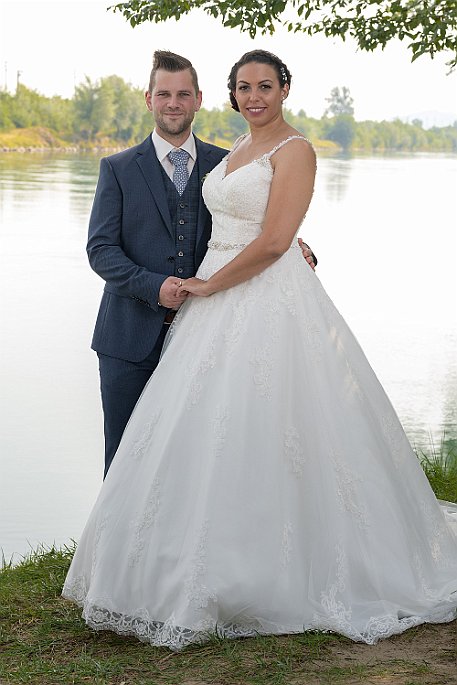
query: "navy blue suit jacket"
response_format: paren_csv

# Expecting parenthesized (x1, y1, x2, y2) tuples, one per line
(87, 134, 227, 362)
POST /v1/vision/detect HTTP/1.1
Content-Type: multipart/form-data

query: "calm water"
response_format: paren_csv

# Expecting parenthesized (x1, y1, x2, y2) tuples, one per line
(1, 151, 456, 563)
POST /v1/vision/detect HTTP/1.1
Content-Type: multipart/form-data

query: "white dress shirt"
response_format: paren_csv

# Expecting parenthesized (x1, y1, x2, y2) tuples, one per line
(151, 129, 197, 180)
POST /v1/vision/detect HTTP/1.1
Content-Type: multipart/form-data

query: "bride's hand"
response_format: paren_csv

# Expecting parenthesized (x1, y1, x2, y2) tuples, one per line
(178, 277, 213, 297)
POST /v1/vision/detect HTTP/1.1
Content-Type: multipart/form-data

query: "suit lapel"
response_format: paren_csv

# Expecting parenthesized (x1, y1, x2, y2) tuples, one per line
(135, 137, 174, 238)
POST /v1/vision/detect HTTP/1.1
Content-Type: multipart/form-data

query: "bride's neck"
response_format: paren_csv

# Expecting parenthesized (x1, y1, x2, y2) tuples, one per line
(248, 116, 291, 145)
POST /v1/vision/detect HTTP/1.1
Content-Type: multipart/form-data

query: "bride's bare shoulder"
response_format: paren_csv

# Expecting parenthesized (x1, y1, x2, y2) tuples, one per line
(271, 135, 316, 169)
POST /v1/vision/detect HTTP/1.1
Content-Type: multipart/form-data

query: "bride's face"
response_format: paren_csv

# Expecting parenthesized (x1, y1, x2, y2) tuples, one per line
(233, 62, 288, 125)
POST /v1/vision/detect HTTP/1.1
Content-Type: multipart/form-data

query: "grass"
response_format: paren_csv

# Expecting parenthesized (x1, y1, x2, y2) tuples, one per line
(1, 443, 456, 685)
(416, 437, 457, 503)
(0, 126, 70, 149)
(0, 546, 348, 684)
(1, 545, 455, 685)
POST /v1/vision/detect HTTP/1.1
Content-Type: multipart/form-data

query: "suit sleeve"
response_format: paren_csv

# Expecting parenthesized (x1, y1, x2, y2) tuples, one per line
(86, 158, 167, 310)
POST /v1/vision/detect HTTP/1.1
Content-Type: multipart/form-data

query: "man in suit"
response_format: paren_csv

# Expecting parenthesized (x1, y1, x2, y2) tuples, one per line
(87, 50, 316, 477)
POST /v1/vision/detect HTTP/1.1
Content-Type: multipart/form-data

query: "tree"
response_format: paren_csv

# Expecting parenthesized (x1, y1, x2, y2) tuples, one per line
(111, 0, 457, 68)
(73, 77, 100, 139)
(325, 114, 356, 151)
(324, 86, 354, 117)
(323, 86, 355, 150)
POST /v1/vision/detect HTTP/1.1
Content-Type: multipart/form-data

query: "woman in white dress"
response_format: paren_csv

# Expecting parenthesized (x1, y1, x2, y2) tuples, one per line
(63, 50, 457, 651)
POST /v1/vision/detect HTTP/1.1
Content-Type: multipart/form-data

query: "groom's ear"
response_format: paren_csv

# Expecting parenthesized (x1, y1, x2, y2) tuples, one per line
(145, 91, 153, 111)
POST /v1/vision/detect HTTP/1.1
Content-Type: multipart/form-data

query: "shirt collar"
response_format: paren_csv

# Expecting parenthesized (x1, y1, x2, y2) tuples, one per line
(152, 129, 196, 163)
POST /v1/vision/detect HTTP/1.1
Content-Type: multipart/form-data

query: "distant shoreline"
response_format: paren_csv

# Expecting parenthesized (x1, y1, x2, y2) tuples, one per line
(1, 126, 455, 155)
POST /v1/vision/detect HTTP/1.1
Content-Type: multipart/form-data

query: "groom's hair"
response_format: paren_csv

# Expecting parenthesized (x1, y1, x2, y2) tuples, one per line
(148, 50, 200, 95)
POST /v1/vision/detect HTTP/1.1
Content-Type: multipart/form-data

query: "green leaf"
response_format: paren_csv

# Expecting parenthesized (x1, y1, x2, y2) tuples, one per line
(109, 0, 457, 70)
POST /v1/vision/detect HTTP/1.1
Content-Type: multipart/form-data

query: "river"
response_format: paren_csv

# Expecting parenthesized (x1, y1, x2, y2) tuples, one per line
(1, 150, 456, 563)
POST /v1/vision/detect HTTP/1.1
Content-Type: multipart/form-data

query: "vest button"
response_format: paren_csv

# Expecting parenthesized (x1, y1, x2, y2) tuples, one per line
(179, 219, 185, 225)
(179, 203, 186, 208)
(178, 251, 184, 257)
(177, 268, 184, 274)
(178, 235, 184, 241)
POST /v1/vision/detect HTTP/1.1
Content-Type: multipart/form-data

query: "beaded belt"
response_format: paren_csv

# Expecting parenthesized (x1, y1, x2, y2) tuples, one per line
(207, 239, 248, 251)
(207, 239, 301, 252)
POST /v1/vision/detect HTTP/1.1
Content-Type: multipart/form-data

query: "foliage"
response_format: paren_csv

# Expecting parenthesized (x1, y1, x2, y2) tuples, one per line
(417, 437, 457, 502)
(322, 87, 356, 151)
(0, 80, 456, 152)
(325, 86, 354, 117)
(110, 0, 457, 69)
(324, 114, 356, 151)
(0, 85, 74, 135)
(74, 75, 150, 142)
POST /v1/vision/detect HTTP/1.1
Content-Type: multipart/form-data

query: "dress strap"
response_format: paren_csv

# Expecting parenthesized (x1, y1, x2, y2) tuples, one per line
(265, 135, 311, 159)
(227, 133, 249, 158)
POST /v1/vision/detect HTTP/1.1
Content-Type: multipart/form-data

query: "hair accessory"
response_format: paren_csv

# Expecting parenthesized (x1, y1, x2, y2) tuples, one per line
(280, 66, 287, 83)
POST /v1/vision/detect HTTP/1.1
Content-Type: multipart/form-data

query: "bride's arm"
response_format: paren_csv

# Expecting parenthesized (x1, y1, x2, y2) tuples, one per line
(181, 139, 316, 297)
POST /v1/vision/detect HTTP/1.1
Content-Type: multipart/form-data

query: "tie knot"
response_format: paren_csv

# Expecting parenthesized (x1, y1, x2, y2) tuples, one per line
(168, 148, 190, 167)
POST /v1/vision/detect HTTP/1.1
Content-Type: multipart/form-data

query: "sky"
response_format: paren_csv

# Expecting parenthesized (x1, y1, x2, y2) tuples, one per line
(1, 0, 457, 125)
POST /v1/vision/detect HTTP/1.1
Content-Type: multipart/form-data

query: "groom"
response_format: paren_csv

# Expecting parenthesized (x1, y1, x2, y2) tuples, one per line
(87, 50, 316, 477)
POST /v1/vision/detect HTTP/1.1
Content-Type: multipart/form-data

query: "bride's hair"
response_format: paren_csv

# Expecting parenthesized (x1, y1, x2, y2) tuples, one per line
(227, 50, 292, 112)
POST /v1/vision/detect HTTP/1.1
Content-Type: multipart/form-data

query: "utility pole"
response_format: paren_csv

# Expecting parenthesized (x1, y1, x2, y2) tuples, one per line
(16, 69, 22, 92)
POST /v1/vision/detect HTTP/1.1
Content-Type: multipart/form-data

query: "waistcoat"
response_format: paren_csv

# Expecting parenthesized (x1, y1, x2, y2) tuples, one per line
(160, 162, 200, 279)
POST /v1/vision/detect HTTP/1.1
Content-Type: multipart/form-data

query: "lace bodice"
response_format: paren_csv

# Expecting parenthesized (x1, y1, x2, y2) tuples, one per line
(202, 136, 311, 251)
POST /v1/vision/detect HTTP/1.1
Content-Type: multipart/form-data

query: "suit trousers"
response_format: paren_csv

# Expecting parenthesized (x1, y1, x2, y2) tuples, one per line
(98, 324, 169, 478)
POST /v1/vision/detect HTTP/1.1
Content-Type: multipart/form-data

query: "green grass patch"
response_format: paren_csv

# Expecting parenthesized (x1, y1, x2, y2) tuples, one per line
(0, 545, 351, 684)
(0, 126, 70, 149)
(417, 437, 457, 503)
(1, 443, 456, 684)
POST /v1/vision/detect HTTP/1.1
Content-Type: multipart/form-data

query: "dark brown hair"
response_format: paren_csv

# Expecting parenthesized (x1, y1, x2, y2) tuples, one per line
(148, 50, 200, 94)
(227, 49, 292, 112)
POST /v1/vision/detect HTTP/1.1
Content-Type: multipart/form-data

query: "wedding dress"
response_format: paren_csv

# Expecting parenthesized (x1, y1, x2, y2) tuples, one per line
(63, 136, 457, 650)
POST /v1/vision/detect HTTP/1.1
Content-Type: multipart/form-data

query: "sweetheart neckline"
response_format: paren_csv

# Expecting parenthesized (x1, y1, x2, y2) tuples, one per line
(221, 134, 309, 181)
(221, 156, 271, 181)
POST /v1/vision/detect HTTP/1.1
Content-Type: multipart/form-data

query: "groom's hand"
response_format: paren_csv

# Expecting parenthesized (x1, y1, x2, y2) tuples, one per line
(298, 238, 317, 270)
(159, 277, 189, 309)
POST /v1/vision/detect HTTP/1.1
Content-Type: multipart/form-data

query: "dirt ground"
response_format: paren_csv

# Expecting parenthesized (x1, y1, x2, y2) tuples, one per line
(180, 621, 456, 685)
(296, 621, 457, 685)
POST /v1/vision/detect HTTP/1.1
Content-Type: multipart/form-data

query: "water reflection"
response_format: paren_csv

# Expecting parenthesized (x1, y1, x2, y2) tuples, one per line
(322, 155, 352, 202)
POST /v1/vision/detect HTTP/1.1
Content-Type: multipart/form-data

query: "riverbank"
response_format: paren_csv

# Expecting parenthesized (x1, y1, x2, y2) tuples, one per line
(1, 448, 456, 684)
(0, 125, 428, 155)
(0, 127, 126, 154)
(1, 545, 456, 685)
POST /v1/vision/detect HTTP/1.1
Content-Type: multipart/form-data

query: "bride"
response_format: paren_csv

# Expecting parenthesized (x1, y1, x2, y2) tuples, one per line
(63, 49, 457, 651)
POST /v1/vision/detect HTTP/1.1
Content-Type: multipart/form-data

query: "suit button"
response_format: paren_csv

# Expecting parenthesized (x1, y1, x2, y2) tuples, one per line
(177, 268, 183, 274)
(179, 203, 186, 208)
(178, 251, 184, 257)
(178, 235, 184, 241)
(179, 219, 185, 225)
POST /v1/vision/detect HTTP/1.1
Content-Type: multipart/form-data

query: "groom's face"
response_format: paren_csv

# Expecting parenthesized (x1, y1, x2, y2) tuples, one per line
(145, 68, 202, 142)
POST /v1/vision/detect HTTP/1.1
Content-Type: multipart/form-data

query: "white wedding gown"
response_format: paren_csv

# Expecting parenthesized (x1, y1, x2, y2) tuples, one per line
(63, 137, 457, 650)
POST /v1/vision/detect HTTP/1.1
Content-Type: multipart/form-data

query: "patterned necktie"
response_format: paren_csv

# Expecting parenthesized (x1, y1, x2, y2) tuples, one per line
(168, 148, 190, 195)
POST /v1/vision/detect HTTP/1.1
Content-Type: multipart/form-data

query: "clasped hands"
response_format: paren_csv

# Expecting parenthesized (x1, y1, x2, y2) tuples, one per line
(158, 276, 211, 307)
(158, 238, 316, 307)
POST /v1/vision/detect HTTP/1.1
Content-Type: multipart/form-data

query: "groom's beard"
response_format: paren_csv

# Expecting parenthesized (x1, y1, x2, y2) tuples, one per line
(155, 110, 195, 138)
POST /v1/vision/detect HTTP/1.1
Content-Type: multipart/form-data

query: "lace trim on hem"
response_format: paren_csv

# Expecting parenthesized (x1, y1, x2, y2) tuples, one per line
(62, 585, 457, 651)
